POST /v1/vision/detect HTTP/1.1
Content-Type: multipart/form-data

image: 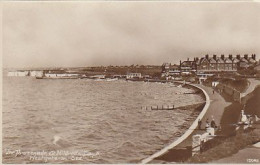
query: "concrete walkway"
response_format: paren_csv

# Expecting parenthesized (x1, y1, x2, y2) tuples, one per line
(147, 84, 231, 163)
(196, 84, 231, 129)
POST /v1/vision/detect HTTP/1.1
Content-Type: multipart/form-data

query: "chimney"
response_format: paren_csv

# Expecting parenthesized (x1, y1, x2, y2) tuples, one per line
(221, 54, 225, 60)
(205, 54, 209, 59)
(244, 54, 248, 59)
(187, 58, 189, 61)
(252, 54, 256, 60)
(236, 54, 241, 59)
(180, 60, 181, 66)
(213, 55, 217, 60)
(229, 54, 233, 60)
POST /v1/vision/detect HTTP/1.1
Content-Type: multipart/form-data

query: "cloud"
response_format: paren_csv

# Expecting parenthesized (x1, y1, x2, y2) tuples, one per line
(3, 2, 260, 68)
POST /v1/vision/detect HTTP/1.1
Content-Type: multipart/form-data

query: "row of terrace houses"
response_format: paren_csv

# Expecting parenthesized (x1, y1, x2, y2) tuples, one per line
(162, 54, 257, 77)
(193, 54, 257, 73)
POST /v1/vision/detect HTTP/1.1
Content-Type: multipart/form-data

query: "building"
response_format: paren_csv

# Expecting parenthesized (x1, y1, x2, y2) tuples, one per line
(179, 58, 197, 75)
(162, 54, 257, 81)
(195, 54, 238, 73)
(180, 54, 257, 74)
(7, 71, 29, 77)
(45, 73, 79, 78)
(29, 70, 44, 77)
(126, 73, 142, 79)
(161, 63, 181, 77)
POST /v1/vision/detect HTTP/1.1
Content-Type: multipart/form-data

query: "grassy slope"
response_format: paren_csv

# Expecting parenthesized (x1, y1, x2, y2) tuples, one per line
(186, 129, 260, 163)
(205, 77, 249, 93)
(220, 78, 249, 93)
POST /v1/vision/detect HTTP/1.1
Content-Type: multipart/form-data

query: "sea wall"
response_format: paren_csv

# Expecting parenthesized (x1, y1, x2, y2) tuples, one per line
(141, 83, 210, 164)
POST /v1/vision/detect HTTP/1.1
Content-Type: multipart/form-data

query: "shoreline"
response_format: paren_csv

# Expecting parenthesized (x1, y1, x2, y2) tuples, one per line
(141, 83, 210, 164)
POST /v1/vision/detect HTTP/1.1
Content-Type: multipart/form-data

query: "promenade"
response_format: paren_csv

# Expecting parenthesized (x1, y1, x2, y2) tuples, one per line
(147, 84, 231, 163)
(194, 84, 231, 129)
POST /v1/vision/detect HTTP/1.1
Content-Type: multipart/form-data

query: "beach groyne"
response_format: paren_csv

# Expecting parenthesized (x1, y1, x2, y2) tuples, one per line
(141, 83, 210, 164)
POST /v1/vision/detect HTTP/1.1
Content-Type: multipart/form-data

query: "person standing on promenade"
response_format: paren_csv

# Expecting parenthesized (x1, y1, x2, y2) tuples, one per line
(205, 118, 210, 129)
(198, 119, 202, 130)
(211, 118, 216, 128)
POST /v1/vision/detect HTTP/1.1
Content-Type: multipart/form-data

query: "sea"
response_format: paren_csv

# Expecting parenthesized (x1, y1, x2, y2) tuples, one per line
(2, 76, 203, 163)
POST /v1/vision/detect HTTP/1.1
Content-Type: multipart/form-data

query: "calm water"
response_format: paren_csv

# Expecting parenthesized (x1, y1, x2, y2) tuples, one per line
(2, 76, 203, 163)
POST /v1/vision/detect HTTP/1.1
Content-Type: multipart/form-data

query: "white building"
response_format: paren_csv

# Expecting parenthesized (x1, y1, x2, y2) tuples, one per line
(45, 73, 58, 78)
(7, 71, 29, 77)
(29, 71, 44, 77)
(44, 73, 79, 78)
(126, 73, 142, 79)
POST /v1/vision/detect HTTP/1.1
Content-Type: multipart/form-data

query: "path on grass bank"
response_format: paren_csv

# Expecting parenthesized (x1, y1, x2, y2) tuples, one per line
(241, 79, 260, 97)
(145, 84, 231, 163)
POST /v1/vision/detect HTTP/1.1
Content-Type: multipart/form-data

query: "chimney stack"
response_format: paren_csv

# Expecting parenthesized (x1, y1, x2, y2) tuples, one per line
(252, 54, 256, 60)
(221, 54, 225, 60)
(244, 54, 248, 59)
(236, 54, 241, 59)
(205, 54, 209, 59)
(187, 58, 189, 61)
(229, 54, 233, 60)
(213, 55, 216, 60)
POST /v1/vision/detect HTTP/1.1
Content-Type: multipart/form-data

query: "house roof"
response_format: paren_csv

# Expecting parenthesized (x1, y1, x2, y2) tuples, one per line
(181, 60, 195, 66)
(248, 58, 257, 64)
(254, 65, 260, 71)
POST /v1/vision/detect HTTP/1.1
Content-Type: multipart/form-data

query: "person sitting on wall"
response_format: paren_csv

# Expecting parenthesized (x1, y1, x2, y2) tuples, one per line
(240, 110, 249, 125)
(211, 118, 217, 128)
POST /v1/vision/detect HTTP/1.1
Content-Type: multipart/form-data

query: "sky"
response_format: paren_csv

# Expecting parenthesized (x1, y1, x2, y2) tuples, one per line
(2, 1, 260, 68)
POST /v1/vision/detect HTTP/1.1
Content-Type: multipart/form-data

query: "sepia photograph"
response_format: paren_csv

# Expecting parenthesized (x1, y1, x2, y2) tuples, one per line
(1, 1, 260, 164)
